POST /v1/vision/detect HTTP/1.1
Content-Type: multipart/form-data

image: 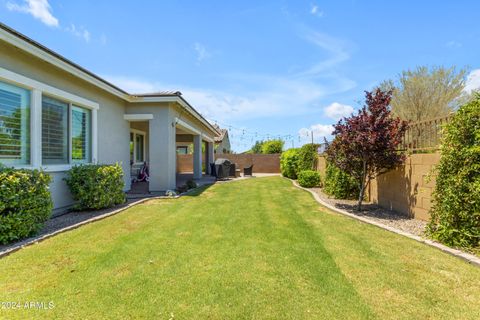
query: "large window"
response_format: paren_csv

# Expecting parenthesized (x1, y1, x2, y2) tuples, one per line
(42, 96, 92, 166)
(72, 106, 91, 163)
(0, 80, 30, 165)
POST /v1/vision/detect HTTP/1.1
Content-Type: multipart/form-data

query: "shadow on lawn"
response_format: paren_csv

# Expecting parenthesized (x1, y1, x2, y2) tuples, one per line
(181, 183, 214, 197)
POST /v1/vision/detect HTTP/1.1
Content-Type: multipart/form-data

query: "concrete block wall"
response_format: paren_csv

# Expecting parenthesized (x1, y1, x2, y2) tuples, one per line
(177, 154, 281, 173)
(317, 153, 440, 221)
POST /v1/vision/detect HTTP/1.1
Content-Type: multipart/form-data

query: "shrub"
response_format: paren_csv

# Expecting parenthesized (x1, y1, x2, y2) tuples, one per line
(65, 163, 125, 210)
(297, 170, 322, 188)
(324, 163, 359, 199)
(427, 95, 480, 249)
(186, 179, 197, 189)
(261, 139, 284, 154)
(0, 167, 53, 244)
(280, 148, 299, 179)
(297, 144, 320, 172)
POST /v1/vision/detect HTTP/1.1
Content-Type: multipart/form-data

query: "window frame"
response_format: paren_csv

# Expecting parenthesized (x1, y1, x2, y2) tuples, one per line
(0, 67, 98, 172)
(130, 128, 146, 165)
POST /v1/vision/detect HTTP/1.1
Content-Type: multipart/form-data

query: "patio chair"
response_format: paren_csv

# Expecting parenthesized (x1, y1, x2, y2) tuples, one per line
(229, 163, 236, 177)
(243, 165, 253, 176)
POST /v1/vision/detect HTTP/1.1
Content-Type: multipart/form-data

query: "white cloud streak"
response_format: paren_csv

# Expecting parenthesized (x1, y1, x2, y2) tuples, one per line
(65, 24, 90, 42)
(6, 0, 58, 27)
(298, 124, 334, 144)
(324, 102, 354, 120)
(310, 5, 324, 17)
(104, 28, 355, 123)
(465, 69, 480, 93)
(194, 42, 211, 62)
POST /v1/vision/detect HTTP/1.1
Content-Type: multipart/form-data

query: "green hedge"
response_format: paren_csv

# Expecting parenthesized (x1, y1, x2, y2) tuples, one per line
(65, 163, 126, 210)
(280, 148, 299, 179)
(324, 163, 359, 199)
(298, 144, 320, 172)
(298, 170, 322, 188)
(427, 96, 480, 249)
(0, 167, 53, 244)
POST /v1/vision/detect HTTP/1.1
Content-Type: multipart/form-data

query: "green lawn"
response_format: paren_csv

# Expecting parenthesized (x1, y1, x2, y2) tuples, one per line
(1, 177, 479, 319)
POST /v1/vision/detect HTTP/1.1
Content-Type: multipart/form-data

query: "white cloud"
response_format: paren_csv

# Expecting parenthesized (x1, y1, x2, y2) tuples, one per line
(464, 69, 480, 93)
(324, 102, 354, 120)
(298, 124, 334, 144)
(65, 24, 90, 42)
(193, 42, 211, 62)
(445, 40, 462, 48)
(6, 0, 58, 27)
(104, 73, 355, 122)
(298, 30, 350, 76)
(103, 29, 355, 123)
(100, 34, 107, 46)
(310, 5, 324, 17)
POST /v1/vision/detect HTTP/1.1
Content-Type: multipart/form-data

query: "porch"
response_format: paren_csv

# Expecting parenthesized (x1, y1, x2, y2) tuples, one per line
(125, 109, 216, 194)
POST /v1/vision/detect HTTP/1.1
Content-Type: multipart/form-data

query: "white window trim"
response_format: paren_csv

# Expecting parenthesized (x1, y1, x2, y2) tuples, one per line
(0, 67, 98, 172)
(130, 128, 146, 165)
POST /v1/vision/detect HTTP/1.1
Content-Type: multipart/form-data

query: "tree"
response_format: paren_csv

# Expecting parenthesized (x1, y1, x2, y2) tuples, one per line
(249, 140, 264, 154)
(261, 139, 284, 154)
(379, 66, 467, 122)
(326, 89, 408, 210)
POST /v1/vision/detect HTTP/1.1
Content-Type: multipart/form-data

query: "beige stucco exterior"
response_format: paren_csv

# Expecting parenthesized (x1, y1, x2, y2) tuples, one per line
(0, 25, 217, 212)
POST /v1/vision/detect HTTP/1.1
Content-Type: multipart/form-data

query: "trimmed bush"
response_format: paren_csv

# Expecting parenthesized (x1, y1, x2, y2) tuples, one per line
(65, 163, 125, 210)
(0, 167, 53, 244)
(427, 96, 480, 249)
(297, 170, 322, 188)
(324, 163, 359, 199)
(261, 139, 284, 154)
(298, 144, 320, 172)
(280, 148, 299, 179)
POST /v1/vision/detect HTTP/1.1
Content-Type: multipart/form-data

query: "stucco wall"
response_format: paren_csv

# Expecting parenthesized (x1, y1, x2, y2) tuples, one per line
(0, 40, 130, 212)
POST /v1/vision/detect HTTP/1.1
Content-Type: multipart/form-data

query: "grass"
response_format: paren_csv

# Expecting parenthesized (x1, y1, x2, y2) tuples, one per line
(0, 176, 479, 319)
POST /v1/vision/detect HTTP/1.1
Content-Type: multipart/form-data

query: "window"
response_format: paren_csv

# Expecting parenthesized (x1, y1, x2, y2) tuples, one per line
(0, 80, 30, 165)
(135, 133, 144, 163)
(72, 106, 91, 163)
(42, 96, 68, 165)
(130, 130, 145, 164)
(176, 146, 188, 155)
(42, 97, 93, 166)
(0, 67, 98, 169)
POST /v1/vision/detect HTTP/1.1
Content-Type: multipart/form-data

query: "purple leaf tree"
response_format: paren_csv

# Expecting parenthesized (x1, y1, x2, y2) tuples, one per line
(326, 89, 408, 210)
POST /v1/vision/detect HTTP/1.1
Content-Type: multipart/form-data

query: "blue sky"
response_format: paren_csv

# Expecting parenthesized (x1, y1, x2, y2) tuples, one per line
(1, 0, 480, 152)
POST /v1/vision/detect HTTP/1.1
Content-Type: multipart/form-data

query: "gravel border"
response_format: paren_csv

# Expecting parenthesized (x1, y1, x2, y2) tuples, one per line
(290, 179, 480, 267)
(310, 187, 427, 237)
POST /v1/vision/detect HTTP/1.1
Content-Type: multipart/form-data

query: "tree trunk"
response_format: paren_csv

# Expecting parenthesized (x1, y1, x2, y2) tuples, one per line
(357, 160, 367, 211)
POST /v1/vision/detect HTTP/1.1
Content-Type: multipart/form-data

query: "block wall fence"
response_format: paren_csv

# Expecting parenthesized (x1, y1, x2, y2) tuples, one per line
(317, 153, 440, 221)
(177, 154, 281, 174)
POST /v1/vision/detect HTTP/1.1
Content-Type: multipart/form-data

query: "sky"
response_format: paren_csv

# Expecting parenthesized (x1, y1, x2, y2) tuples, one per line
(1, 0, 479, 152)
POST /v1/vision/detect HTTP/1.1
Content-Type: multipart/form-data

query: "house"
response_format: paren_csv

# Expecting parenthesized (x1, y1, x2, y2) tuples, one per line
(213, 125, 231, 154)
(0, 23, 218, 213)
